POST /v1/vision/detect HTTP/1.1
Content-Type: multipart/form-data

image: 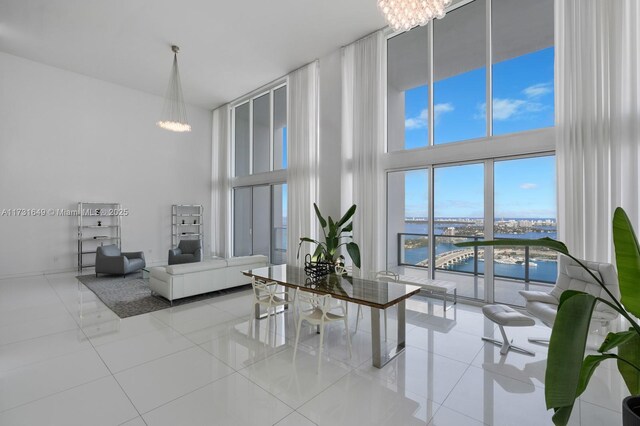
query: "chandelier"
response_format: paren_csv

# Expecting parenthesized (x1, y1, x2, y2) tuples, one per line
(157, 45, 191, 132)
(378, 0, 453, 31)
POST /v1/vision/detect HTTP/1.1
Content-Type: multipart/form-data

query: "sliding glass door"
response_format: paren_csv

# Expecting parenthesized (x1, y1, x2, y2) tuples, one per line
(233, 184, 287, 264)
(386, 156, 555, 305)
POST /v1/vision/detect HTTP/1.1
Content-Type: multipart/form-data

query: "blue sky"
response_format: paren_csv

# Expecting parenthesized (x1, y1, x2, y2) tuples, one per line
(403, 47, 556, 219)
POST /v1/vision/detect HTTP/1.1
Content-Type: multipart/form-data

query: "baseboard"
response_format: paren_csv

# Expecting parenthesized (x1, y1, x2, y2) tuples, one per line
(0, 258, 169, 281)
(0, 266, 78, 281)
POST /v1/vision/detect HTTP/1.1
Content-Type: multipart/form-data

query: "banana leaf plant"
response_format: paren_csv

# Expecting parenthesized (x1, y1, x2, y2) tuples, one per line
(297, 203, 361, 269)
(456, 207, 640, 425)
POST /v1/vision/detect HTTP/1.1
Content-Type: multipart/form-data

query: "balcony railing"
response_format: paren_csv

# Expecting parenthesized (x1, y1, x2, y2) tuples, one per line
(397, 232, 555, 284)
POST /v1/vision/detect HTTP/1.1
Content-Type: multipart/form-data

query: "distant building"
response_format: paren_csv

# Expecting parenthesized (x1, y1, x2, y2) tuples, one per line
(443, 227, 456, 236)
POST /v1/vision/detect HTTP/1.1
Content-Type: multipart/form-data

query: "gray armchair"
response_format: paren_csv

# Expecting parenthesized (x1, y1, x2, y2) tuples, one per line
(95, 244, 146, 277)
(168, 239, 203, 265)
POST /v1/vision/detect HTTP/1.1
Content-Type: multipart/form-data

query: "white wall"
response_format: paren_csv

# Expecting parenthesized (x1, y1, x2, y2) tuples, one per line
(0, 52, 212, 278)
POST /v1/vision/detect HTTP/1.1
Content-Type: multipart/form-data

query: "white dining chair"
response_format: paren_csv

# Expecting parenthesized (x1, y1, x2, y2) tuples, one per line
(293, 289, 351, 372)
(249, 277, 290, 343)
(354, 270, 398, 341)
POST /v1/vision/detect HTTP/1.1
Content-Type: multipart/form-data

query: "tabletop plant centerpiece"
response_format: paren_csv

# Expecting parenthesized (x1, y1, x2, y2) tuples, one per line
(456, 207, 640, 426)
(297, 203, 361, 278)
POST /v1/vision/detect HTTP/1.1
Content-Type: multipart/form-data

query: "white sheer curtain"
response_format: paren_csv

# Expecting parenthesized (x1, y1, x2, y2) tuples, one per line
(557, 0, 640, 262)
(342, 31, 385, 274)
(211, 105, 231, 258)
(287, 61, 320, 265)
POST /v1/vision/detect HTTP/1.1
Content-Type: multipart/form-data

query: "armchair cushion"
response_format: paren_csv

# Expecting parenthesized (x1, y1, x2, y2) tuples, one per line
(168, 239, 203, 265)
(95, 244, 146, 276)
(519, 290, 558, 305)
(521, 255, 619, 327)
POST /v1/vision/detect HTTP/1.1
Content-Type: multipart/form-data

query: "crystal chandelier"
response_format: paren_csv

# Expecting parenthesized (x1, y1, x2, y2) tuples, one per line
(378, 0, 453, 31)
(157, 45, 191, 132)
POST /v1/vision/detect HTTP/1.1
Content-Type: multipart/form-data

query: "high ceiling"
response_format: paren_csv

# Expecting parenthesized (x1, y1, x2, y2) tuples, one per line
(0, 0, 386, 109)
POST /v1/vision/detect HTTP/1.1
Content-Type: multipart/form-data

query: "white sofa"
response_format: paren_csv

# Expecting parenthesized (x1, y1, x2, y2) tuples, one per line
(149, 255, 268, 302)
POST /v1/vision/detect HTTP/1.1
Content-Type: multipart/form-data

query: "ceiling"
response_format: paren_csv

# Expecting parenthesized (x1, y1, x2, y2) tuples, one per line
(0, 0, 386, 109)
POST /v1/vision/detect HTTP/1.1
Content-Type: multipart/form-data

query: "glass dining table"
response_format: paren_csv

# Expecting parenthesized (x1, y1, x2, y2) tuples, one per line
(242, 264, 422, 369)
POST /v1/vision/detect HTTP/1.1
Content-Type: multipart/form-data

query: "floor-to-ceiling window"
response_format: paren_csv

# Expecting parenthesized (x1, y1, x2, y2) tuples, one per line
(385, 0, 555, 305)
(231, 82, 288, 264)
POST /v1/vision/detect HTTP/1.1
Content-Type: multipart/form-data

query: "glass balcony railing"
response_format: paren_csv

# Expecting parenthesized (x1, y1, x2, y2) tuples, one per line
(397, 232, 556, 284)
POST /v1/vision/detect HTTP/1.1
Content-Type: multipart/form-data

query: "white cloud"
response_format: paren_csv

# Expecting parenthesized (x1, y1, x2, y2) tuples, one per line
(480, 98, 545, 121)
(405, 109, 428, 130)
(434, 103, 454, 122)
(520, 183, 538, 190)
(405, 103, 454, 129)
(523, 82, 553, 99)
(492, 98, 527, 120)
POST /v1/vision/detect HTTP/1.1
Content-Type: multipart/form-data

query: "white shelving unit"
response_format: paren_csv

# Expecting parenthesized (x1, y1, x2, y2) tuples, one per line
(77, 202, 122, 271)
(172, 204, 203, 247)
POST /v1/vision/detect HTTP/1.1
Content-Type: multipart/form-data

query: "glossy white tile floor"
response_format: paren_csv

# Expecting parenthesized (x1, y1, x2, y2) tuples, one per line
(0, 272, 629, 425)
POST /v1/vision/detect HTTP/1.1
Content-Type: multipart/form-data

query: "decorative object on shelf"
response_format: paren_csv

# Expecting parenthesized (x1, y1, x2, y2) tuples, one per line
(182, 219, 185, 224)
(193, 219, 197, 224)
(97, 221, 102, 227)
(457, 207, 640, 425)
(297, 203, 361, 270)
(378, 0, 452, 31)
(156, 45, 191, 132)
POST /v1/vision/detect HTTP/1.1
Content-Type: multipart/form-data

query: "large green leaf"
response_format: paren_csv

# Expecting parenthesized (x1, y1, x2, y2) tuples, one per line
(617, 332, 640, 395)
(297, 238, 322, 259)
(576, 354, 618, 396)
(346, 242, 361, 269)
(313, 203, 327, 229)
(546, 292, 597, 425)
(299, 237, 320, 244)
(312, 244, 326, 261)
(456, 237, 569, 255)
(598, 329, 637, 353)
(336, 204, 357, 228)
(326, 217, 337, 254)
(612, 207, 640, 318)
(341, 222, 353, 234)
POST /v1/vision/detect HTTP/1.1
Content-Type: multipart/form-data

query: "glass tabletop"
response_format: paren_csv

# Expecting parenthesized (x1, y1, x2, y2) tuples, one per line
(243, 264, 422, 309)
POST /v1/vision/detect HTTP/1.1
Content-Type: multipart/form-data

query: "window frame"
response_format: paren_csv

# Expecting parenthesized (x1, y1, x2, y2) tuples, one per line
(383, 0, 556, 304)
(230, 80, 287, 180)
(384, 0, 554, 152)
(230, 79, 288, 261)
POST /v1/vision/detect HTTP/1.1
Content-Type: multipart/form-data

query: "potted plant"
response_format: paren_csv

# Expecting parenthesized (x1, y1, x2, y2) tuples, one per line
(456, 207, 640, 425)
(297, 203, 361, 270)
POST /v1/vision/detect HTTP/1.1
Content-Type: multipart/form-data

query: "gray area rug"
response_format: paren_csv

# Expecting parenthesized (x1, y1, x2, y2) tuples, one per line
(76, 272, 249, 319)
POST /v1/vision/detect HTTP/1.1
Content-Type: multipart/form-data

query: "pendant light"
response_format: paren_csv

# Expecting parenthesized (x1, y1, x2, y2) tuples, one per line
(157, 45, 191, 132)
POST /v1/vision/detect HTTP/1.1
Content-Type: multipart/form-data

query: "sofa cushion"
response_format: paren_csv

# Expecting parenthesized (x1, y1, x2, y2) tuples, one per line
(225, 255, 268, 267)
(150, 266, 171, 282)
(166, 259, 227, 275)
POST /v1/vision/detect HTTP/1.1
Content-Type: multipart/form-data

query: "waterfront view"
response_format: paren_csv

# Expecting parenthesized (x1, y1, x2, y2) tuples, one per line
(400, 217, 558, 283)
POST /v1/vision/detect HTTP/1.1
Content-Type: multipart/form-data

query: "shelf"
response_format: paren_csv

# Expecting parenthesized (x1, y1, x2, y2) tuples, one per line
(78, 201, 122, 271)
(173, 204, 204, 248)
(80, 237, 121, 241)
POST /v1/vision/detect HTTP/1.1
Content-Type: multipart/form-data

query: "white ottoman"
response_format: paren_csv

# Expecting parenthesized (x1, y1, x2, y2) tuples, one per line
(482, 304, 535, 356)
